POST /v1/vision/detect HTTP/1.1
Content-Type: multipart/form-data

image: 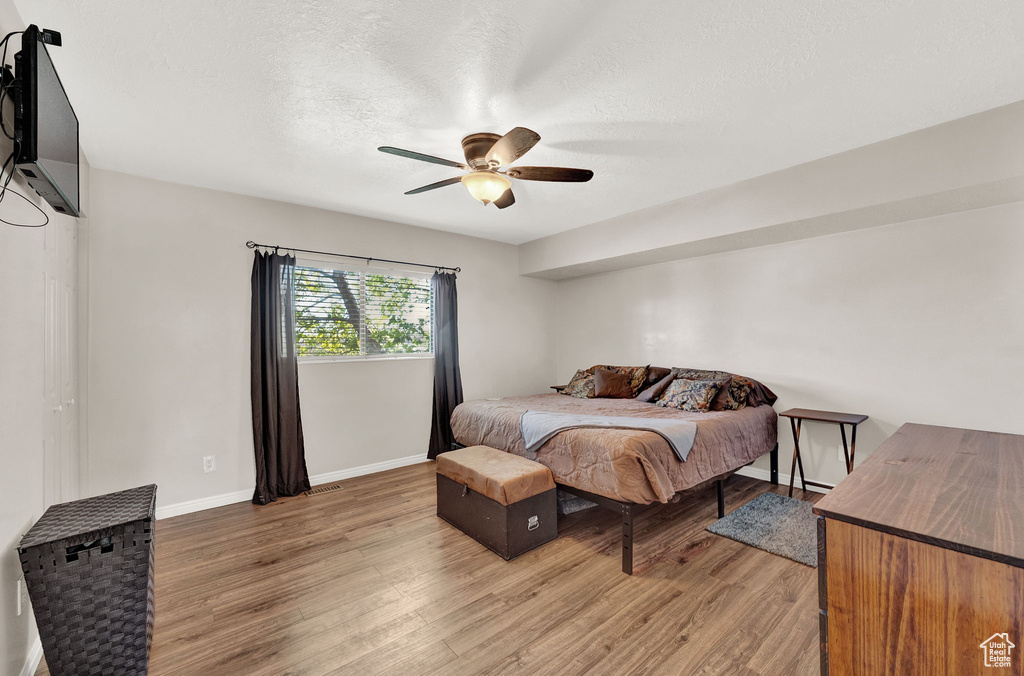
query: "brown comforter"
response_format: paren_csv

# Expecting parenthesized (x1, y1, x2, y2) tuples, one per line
(451, 394, 777, 504)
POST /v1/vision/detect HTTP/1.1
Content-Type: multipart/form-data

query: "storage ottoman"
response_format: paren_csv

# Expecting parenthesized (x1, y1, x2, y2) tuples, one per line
(436, 446, 557, 559)
(19, 484, 157, 676)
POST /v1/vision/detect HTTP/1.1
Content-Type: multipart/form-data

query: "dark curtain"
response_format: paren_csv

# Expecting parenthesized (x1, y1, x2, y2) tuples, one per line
(428, 271, 464, 460)
(250, 251, 310, 504)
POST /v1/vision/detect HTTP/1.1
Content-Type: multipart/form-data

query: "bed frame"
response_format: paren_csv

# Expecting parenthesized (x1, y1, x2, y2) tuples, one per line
(557, 443, 779, 575)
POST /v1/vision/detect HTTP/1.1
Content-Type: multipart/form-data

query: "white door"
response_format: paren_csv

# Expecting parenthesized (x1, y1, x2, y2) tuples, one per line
(41, 215, 79, 507)
(59, 216, 79, 501)
(41, 218, 61, 506)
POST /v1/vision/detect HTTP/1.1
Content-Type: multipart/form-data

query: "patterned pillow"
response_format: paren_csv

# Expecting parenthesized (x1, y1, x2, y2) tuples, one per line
(563, 369, 595, 398)
(672, 367, 732, 381)
(733, 374, 776, 407)
(672, 368, 752, 410)
(586, 365, 649, 398)
(715, 378, 751, 411)
(656, 378, 727, 412)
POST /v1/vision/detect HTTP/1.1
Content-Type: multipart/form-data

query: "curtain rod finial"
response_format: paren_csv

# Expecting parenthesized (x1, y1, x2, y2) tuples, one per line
(246, 241, 257, 249)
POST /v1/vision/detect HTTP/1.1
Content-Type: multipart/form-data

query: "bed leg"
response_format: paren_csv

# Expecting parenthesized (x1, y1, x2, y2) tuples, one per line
(716, 479, 725, 519)
(621, 505, 633, 575)
(770, 443, 779, 485)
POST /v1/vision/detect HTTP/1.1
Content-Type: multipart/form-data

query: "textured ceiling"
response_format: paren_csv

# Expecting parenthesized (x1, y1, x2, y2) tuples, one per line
(13, 0, 1024, 243)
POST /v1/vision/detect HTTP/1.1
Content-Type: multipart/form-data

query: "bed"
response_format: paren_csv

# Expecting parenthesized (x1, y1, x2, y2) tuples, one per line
(451, 393, 779, 573)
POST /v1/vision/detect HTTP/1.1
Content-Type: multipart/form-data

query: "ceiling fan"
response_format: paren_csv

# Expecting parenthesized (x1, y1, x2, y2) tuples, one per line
(378, 127, 593, 209)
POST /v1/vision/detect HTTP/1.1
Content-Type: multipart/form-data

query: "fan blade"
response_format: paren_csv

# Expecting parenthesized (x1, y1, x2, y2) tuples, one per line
(404, 177, 463, 195)
(507, 166, 594, 182)
(485, 127, 541, 167)
(379, 146, 467, 169)
(494, 188, 515, 209)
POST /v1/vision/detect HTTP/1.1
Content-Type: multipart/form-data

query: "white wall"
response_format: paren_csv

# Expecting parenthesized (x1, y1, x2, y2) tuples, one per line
(555, 203, 1024, 486)
(521, 101, 1024, 279)
(0, 5, 89, 673)
(0, 182, 54, 676)
(84, 169, 557, 510)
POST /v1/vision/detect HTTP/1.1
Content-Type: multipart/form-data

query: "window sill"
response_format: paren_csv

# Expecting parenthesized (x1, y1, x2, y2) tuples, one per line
(299, 354, 434, 365)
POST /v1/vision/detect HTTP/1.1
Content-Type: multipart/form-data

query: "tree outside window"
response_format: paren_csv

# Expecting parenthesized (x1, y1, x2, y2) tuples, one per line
(293, 265, 432, 358)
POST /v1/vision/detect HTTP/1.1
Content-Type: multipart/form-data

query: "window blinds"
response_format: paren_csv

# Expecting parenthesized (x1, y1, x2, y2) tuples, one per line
(293, 263, 432, 358)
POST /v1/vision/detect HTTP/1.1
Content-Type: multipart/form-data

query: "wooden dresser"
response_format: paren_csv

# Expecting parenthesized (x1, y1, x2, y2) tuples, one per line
(813, 423, 1024, 675)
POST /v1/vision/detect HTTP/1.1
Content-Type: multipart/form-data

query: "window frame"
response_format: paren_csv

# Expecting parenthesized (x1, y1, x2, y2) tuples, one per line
(293, 257, 435, 364)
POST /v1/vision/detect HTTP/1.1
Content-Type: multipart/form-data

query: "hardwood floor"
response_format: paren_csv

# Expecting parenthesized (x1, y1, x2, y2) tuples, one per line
(36, 463, 822, 675)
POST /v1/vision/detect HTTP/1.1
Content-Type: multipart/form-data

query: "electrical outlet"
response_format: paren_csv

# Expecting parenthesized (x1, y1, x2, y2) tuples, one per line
(16, 577, 28, 616)
(203, 455, 216, 473)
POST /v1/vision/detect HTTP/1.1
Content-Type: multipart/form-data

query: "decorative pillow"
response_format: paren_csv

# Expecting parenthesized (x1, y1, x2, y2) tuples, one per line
(645, 366, 673, 386)
(711, 377, 752, 411)
(586, 365, 649, 398)
(672, 367, 732, 382)
(736, 375, 778, 407)
(593, 369, 634, 398)
(636, 369, 677, 403)
(673, 367, 759, 410)
(563, 369, 595, 398)
(656, 378, 727, 412)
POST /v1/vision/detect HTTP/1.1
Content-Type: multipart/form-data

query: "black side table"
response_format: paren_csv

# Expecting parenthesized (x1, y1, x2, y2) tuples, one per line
(779, 408, 868, 497)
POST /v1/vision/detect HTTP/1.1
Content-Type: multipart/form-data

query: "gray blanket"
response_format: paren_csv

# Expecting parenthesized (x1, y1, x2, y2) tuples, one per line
(520, 410, 698, 462)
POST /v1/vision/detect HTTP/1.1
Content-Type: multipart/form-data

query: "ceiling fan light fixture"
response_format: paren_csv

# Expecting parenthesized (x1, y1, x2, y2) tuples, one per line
(379, 128, 593, 209)
(460, 171, 511, 205)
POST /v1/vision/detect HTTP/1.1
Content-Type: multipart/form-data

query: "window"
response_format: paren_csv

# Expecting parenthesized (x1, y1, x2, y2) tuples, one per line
(293, 262, 433, 360)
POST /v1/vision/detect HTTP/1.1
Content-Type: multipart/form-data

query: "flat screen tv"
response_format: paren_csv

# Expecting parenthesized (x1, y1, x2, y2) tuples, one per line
(14, 24, 79, 217)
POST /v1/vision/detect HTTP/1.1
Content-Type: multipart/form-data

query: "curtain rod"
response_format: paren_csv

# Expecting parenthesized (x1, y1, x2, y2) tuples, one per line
(245, 241, 460, 273)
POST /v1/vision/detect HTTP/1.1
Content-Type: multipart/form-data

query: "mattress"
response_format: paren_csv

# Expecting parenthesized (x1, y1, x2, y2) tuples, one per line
(451, 393, 778, 504)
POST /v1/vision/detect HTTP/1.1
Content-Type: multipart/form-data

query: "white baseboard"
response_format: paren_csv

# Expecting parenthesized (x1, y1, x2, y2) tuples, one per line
(155, 487, 253, 520)
(20, 637, 42, 676)
(306, 453, 428, 485)
(734, 465, 834, 495)
(155, 453, 428, 520)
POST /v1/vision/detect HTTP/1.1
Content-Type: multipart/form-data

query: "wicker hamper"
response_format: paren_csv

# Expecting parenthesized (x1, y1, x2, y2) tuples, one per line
(19, 484, 157, 676)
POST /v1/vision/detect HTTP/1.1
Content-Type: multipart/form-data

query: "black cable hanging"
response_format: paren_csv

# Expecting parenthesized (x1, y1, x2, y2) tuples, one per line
(0, 30, 49, 228)
(245, 240, 460, 273)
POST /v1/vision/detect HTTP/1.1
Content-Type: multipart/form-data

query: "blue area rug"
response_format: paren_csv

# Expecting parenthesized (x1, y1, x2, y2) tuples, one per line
(706, 492, 817, 566)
